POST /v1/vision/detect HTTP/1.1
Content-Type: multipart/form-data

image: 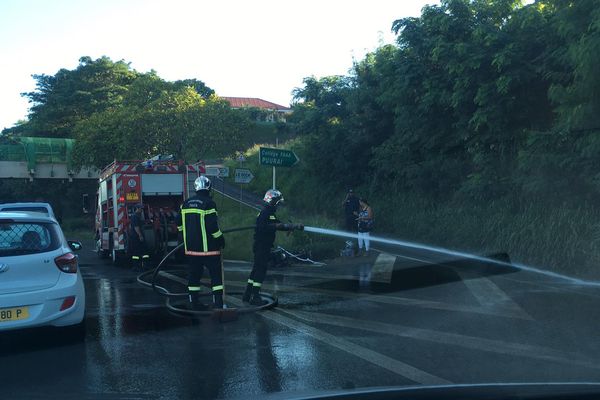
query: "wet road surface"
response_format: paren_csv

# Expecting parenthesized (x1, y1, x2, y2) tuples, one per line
(2, 240, 600, 399)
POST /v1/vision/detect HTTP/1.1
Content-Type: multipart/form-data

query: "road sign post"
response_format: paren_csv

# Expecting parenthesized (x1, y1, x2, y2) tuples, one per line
(234, 168, 254, 213)
(273, 139, 277, 190)
(237, 154, 246, 210)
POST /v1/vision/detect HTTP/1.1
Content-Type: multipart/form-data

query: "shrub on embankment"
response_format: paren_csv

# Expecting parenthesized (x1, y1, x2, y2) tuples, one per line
(373, 194, 600, 281)
(214, 192, 343, 261)
(224, 140, 600, 281)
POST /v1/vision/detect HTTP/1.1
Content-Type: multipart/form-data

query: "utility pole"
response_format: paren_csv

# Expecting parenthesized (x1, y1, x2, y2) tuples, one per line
(237, 153, 245, 214)
(272, 138, 278, 190)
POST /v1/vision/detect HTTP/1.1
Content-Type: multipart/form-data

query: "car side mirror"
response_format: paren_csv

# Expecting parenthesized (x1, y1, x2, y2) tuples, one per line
(68, 240, 83, 251)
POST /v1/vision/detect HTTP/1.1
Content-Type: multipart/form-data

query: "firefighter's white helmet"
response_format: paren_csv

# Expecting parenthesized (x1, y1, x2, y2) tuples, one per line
(194, 175, 212, 192)
(263, 189, 284, 206)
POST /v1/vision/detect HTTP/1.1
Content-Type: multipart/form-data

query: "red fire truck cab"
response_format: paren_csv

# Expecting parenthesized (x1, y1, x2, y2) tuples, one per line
(94, 156, 205, 265)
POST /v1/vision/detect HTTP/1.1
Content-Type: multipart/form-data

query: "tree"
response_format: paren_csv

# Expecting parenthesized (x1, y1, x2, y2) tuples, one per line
(21, 56, 139, 138)
(173, 79, 215, 98)
(290, 0, 596, 203)
(72, 86, 249, 167)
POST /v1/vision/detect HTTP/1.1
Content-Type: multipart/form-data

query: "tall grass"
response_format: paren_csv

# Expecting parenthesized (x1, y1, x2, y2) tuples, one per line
(224, 140, 342, 218)
(214, 192, 343, 261)
(223, 139, 600, 280)
(373, 194, 600, 280)
(60, 216, 95, 241)
(213, 194, 257, 261)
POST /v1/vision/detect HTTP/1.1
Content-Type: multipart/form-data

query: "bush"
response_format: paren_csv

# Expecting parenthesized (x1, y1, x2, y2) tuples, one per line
(61, 216, 95, 240)
(372, 193, 600, 280)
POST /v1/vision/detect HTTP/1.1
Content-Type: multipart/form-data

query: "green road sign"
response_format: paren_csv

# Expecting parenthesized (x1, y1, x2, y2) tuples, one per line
(259, 147, 299, 167)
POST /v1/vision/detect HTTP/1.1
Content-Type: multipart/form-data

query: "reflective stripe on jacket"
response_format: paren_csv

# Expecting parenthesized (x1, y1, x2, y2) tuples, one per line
(253, 205, 280, 249)
(176, 192, 223, 256)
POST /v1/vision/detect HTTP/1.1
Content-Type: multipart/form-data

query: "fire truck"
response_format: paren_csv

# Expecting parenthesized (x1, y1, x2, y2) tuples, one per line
(94, 156, 205, 265)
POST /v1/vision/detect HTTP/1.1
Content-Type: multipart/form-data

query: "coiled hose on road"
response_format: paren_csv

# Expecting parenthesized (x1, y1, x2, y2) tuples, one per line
(136, 226, 277, 317)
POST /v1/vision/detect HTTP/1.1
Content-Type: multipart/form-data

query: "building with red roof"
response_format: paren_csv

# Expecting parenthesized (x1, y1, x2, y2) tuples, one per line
(221, 97, 292, 123)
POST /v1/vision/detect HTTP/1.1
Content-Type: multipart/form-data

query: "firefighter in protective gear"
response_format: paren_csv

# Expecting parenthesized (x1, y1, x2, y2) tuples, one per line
(243, 189, 304, 305)
(177, 175, 226, 310)
(129, 204, 150, 270)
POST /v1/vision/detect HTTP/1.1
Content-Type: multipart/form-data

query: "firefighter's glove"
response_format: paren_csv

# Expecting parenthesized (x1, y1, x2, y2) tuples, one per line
(218, 235, 226, 249)
(276, 223, 294, 231)
(293, 223, 304, 231)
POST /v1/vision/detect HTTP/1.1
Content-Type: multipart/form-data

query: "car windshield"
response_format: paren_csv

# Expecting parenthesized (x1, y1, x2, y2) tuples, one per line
(0, 221, 61, 256)
(3, 1, 600, 399)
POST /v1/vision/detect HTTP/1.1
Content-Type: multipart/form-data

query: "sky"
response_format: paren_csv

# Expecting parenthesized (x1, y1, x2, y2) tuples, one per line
(0, 0, 439, 130)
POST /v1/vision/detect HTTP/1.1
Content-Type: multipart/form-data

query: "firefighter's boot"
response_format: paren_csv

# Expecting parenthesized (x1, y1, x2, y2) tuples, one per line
(213, 292, 224, 309)
(249, 285, 268, 306)
(131, 256, 141, 271)
(189, 293, 207, 311)
(242, 280, 254, 302)
(142, 254, 151, 270)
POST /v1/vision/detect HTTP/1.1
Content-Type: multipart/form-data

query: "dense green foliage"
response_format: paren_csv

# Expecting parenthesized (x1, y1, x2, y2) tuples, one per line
(273, 0, 600, 276)
(0, 56, 278, 238)
(292, 0, 600, 204)
(285, 0, 599, 204)
(215, 192, 341, 261)
(3, 0, 600, 275)
(0, 179, 97, 221)
(4, 56, 261, 166)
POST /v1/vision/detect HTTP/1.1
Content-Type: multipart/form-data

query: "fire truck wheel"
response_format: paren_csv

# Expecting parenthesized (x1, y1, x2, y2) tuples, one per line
(96, 239, 108, 259)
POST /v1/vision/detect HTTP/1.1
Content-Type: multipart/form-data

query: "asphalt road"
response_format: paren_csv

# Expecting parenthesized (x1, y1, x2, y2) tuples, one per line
(2, 237, 600, 399)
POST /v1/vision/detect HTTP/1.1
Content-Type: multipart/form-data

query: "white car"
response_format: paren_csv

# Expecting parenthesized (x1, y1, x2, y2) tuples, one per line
(0, 211, 85, 334)
(0, 202, 56, 220)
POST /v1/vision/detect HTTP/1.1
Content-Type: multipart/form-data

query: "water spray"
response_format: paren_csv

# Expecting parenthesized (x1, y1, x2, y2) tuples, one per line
(303, 226, 511, 267)
(303, 226, 600, 287)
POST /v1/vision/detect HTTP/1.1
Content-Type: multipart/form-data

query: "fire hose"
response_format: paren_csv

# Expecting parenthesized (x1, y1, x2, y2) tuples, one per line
(136, 225, 278, 317)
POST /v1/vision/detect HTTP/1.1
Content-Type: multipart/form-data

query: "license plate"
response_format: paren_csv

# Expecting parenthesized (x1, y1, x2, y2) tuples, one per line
(126, 192, 139, 201)
(0, 307, 29, 322)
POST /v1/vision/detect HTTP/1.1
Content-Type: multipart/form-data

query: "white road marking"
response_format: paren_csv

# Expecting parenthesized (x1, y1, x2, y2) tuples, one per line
(225, 296, 450, 385)
(159, 264, 532, 320)
(370, 252, 397, 283)
(223, 280, 531, 319)
(159, 271, 187, 285)
(284, 310, 600, 370)
(497, 275, 600, 299)
(225, 266, 360, 281)
(158, 269, 596, 374)
(456, 270, 531, 319)
(226, 261, 529, 319)
(223, 260, 252, 265)
(372, 247, 531, 320)
(226, 281, 531, 319)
